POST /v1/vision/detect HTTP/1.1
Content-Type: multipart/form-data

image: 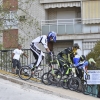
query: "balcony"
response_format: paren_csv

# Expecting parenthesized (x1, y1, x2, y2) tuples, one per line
(41, 18, 100, 35)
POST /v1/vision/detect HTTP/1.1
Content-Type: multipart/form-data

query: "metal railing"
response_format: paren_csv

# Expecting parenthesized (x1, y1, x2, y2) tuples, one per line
(0, 49, 57, 74)
(0, 49, 32, 72)
(41, 18, 100, 35)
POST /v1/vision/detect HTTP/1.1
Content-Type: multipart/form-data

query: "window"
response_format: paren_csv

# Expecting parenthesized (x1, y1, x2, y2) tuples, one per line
(3, 11, 18, 29)
(83, 42, 96, 50)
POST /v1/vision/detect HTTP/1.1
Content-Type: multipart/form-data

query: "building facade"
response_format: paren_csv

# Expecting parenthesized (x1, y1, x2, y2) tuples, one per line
(1, 0, 100, 56)
(40, 0, 100, 55)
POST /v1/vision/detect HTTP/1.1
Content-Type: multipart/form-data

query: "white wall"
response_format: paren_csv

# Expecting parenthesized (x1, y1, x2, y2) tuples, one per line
(83, 50, 91, 56)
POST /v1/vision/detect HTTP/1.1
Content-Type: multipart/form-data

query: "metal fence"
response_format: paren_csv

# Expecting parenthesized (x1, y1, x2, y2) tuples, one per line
(0, 49, 32, 72)
(0, 49, 57, 76)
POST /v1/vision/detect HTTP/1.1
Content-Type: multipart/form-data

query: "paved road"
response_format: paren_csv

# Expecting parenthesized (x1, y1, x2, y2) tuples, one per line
(0, 72, 100, 100)
(0, 78, 70, 100)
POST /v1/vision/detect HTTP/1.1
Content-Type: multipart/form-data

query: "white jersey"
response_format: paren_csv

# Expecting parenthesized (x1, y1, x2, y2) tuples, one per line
(13, 49, 24, 60)
(31, 35, 48, 49)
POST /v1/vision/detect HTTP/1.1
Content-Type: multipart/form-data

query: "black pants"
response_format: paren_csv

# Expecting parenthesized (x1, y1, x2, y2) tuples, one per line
(76, 68, 83, 79)
(12, 59, 21, 69)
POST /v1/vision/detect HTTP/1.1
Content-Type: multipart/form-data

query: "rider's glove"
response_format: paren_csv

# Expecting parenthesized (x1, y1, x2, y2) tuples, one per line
(49, 51, 53, 56)
(86, 72, 88, 75)
(70, 64, 73, 67)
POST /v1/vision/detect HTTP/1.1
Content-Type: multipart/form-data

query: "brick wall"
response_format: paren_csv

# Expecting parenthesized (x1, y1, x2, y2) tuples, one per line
(3, 29, 18, 48)
(3, 0, 18, 49)
(3, 0, 18, 11)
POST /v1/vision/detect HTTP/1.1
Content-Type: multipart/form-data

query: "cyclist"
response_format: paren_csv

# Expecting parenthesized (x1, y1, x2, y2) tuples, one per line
(30, 31, 56, 70)
(74, 55, 96, 79)
(57, 43, 80, 74)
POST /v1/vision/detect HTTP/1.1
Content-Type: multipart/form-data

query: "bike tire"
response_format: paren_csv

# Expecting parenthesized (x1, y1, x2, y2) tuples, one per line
(47, 68, 62, 84)
(18, 66, 32, 80)
(67, 77, 80, 91)
(61, 78, 69, 89)
(41, 72, 52, 85)
(82, 80, 92, 95)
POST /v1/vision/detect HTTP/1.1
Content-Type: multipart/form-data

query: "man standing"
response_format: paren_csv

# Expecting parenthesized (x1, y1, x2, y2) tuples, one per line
(12, 44, 28, 74)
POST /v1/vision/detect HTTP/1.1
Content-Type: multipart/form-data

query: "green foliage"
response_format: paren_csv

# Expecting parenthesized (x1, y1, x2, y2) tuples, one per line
(0, 44, 3, 50)
(86, 41, 100, 95)
(0, 0, 41, 48)
(86, 41, 100, 68)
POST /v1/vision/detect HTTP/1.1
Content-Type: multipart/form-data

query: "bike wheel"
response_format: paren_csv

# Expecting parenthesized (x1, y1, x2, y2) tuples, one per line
(68, 77, 80, 91)
(61, 78, 69, 89)
(41, 72, 52, 85)
(47, 68, 62, 84)
(81, 80, 92, 95)
(18, 66, 32, 80)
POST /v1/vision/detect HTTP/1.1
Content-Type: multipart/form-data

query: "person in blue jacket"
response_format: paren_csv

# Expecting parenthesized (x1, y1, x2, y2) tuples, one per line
(73, 55, 96, 79)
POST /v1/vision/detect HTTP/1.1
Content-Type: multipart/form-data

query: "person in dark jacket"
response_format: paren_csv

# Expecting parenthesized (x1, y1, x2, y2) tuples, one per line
(57, 43, 80, 74)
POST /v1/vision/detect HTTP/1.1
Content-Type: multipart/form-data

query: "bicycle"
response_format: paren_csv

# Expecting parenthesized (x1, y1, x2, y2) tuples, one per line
(47, 57, 78, 87)
(18, 52, 49, 80)
(18, 63, 44, 80)
(81, 72, 93, 95)
(41, 72, 52, 85)
(64, 67, 81, 91)
(42, 54, 80, 87)
(60, 65, 73, 89)
(42, 54, 62, 85)
(68, 68, 92, 94)
(18, 53, 62, 82)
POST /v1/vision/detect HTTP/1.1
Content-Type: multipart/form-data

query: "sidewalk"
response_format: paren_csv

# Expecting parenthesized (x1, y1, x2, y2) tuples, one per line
(0, 70, 99, 100)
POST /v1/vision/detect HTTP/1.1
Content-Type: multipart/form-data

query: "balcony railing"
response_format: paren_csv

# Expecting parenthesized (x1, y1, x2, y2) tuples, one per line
(41, 18, 100, 35)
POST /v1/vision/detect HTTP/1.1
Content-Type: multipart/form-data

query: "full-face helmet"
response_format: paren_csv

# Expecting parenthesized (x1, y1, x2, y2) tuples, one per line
(73, 43, 80, 49)
(47, 31, 56, 42)
(80, 55, 86, 61)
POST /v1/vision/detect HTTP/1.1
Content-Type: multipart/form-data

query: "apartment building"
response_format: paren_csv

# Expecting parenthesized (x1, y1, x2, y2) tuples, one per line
(1, 0, 100, 56)
(1, 0, 18, 48)
(40, 0, 100, 55)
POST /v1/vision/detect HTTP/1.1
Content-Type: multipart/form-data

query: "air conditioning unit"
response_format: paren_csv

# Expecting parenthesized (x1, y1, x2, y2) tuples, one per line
(19, 15, 26, 21)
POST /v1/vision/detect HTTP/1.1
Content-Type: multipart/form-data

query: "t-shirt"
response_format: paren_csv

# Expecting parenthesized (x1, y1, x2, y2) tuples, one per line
(31, 35, 48, 49)
(13, 49, 24, 60)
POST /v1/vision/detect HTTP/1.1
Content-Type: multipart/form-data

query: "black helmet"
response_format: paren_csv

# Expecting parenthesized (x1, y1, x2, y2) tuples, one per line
(73, 43, 80, 49)
(80, 55, 86, 61)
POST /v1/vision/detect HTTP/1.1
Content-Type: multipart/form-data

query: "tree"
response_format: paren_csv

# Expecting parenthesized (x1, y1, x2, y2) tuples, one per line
(86, 41, 100, 68)
(86, 40, 100, 98)
(0, 0, 41, 49)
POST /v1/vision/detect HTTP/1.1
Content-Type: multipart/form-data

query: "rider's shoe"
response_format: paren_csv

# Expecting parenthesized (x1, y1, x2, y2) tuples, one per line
(35, 67, 42, 71)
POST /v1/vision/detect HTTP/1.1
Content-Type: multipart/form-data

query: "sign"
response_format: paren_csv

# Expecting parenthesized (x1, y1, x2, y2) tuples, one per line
(84, 70, 100, 84)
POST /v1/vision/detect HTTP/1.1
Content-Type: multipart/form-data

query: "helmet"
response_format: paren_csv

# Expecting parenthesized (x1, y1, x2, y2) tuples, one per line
(80, 55, 86, 61)
(47, 31, 56, 42)
(73, 43, 80, 49)
(88, 58, 96, 65)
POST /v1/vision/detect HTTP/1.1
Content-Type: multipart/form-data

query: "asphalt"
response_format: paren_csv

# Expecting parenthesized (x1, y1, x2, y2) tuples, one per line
(0, 70, 99, 100)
